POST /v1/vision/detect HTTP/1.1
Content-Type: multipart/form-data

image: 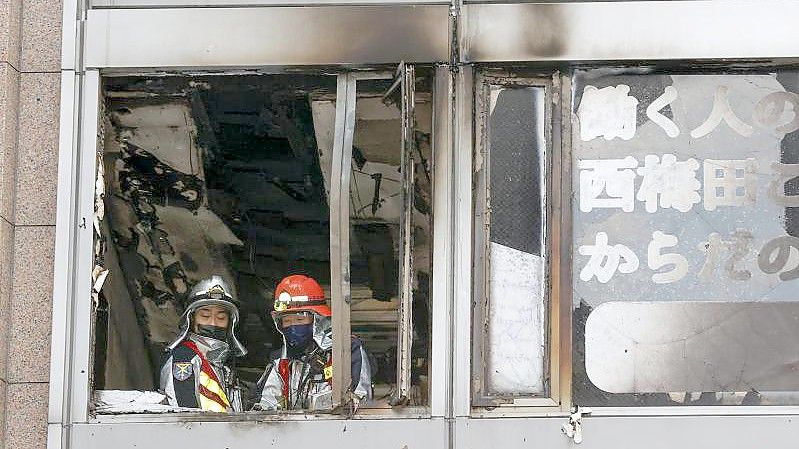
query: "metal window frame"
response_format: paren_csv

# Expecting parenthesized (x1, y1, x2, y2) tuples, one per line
(381, 63, 418, 405)
(331, 69, 425, 411)
(467, 70, 574, 418)
(451, 65, 474, 419)
(49, 70, 104, 449)
(330, 72, 357, 411)
(470, 69, 564, 410)
(346, 67, 432, 409)
(396, 64, 415, 405)
(464, 64, 799, 418)
(429, 64, 454, 419)
(90, 0, 449, 8)
(52, 69, 799, 424)
(48, 66, 444, 429)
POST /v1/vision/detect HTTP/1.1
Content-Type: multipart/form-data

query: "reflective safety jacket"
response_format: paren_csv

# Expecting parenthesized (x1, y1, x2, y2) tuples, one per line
(160, 339, 243, 412)
(253, 336, 372, 411)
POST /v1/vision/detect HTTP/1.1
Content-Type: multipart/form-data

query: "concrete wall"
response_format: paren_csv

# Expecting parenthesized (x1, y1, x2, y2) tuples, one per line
(0, 0, 62, 446)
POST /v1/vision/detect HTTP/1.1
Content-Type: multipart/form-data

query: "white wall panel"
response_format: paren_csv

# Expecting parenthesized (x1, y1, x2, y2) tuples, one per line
(463, 1, 799, 62)
(85, 6, 450, 68)
(71, 418, 448, 448)
(457, 415, 799, 449)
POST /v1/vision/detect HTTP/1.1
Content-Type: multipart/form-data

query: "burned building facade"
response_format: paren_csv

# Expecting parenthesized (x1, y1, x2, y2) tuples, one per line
(0, 1, 798, 448)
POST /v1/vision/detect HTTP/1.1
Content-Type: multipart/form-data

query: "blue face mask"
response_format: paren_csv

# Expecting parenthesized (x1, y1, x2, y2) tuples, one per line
(283, 323, 314, 350)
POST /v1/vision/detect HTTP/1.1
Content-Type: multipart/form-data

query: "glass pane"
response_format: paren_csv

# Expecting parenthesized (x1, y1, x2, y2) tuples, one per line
(349, 74, 433, 407)
(96, 74, 338, 413)
(571, 69, 799, 406)
(484, 85, 548, 396)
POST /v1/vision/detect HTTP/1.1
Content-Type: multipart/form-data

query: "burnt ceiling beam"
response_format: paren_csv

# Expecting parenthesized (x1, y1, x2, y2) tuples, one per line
(263, 99, 315, 166)
(189, 90, 221, 162)
(225, 160, 309, 181)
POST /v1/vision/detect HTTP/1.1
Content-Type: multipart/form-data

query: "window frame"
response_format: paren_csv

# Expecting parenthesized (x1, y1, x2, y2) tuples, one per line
(466, 65, 799, 419)
(332, 69, 427, 411)
(50, 66, 447, 425)
(470, 69, 569, 411)
(54, 64, 799, 428)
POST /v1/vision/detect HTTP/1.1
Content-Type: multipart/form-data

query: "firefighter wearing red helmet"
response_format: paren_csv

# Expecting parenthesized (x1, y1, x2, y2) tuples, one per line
(253, 274, 373, 411)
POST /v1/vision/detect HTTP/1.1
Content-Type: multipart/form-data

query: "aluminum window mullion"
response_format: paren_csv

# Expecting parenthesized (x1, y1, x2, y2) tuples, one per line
(470, 72, 493, 406)
(330, 73, 355, 412)
(429, 64, 454, 418)
(49, 70, 82, 446)
(452, 65, 474, 418)
(69, 70, 102, 423)
(349, 69, 416, 410)
(394, 64, 416, 405)
(557, 73, 573, 413)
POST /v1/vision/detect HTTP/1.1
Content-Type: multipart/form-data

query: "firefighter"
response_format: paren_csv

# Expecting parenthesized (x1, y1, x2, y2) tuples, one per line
(160, 275, 247, 412)
(253, 274, 372, 411)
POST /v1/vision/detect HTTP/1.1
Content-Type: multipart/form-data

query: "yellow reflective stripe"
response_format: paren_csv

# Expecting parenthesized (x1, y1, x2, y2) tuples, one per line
(199, 371, 230, 408)
(199, 395, 227, 413)
(199, 372, 230, 404)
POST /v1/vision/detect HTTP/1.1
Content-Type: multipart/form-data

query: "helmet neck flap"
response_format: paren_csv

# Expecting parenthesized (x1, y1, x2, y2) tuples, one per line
(271, 275, 332, 358)
(187, 332, 233, 366)
(272, 311, 332, 358)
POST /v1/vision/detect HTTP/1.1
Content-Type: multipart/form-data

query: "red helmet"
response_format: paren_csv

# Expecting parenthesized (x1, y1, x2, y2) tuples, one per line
(272, 274, 331, 318)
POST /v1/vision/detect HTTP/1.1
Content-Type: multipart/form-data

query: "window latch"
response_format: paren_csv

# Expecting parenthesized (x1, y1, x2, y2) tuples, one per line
(561, 406, 592, 444)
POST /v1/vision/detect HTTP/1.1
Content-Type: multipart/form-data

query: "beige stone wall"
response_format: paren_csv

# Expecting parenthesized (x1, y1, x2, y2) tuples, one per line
(0, 0, 62, 446)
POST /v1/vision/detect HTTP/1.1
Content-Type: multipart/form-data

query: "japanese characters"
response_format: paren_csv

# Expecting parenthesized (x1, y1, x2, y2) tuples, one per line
(574, 75, 799, 291)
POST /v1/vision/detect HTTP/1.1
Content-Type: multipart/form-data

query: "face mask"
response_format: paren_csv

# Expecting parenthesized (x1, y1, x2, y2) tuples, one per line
(196, 324, 228, 341)
(283, 323, 314, 351)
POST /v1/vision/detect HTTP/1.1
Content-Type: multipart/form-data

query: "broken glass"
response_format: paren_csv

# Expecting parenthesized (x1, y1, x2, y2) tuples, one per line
(347, 73, 433, 407)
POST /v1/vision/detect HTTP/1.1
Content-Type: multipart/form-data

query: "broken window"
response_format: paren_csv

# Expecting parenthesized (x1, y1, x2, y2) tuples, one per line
(472, 73, 556, 406)
(571, 68, 799, 406)
(91, 70, 432, 415)
(346, 70, 433, 407)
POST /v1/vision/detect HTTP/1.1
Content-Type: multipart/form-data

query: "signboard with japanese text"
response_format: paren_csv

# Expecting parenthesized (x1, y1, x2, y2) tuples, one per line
(571, 69, 799, 406)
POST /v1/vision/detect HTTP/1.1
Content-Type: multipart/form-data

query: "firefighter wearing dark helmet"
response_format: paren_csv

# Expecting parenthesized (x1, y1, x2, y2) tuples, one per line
(160, 275, 247, 412)
(253, 274, 372, 411)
